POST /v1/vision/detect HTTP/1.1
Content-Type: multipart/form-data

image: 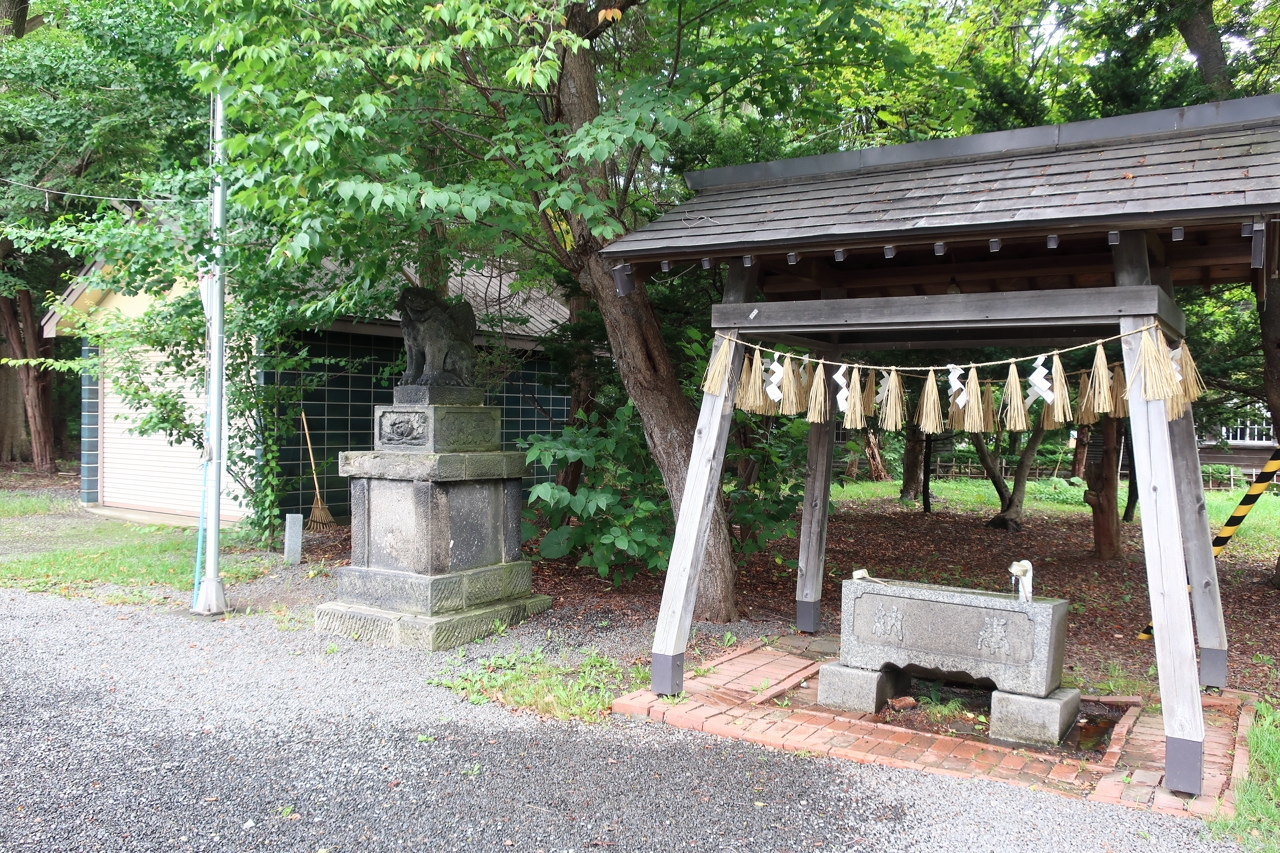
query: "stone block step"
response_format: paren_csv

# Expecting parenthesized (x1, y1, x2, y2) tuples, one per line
(335, 563, 532, 616)
(315, 594, 553, 652)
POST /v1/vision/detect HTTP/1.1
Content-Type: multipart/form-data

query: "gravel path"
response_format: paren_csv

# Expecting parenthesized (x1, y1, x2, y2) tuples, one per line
(0, 590, 1234, 852)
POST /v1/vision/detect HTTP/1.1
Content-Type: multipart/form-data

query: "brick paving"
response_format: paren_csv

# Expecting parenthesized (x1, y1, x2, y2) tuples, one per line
(613, 641, 1255, 819)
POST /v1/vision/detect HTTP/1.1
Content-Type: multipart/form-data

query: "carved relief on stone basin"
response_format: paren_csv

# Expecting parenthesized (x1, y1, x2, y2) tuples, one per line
(379, 411, 429, 446)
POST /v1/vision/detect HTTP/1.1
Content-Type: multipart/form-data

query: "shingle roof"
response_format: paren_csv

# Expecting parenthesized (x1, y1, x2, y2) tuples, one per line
(602, 95, 1280, 261)
(449, 265, 569, 338)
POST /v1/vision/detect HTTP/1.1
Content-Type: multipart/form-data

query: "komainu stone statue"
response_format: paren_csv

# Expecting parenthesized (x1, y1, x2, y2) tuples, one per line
(397, 286, 478, 387)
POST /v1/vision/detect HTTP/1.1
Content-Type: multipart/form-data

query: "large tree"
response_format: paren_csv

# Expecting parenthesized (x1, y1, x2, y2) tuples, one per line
(0, 0, 205, 473)
(195, 0, 941, 619)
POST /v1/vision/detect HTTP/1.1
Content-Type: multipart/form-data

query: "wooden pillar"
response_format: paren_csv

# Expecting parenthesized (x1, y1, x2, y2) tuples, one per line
(1114, 230, 1205, 795)
(650, 259, 756, 695)
(795, 369, 836, 633)
(1168, 409, 1229, 687)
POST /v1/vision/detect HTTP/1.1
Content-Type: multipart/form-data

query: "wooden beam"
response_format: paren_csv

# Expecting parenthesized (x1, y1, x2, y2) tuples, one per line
(649, 259, 756, 695)
(761, 253, 1120, 293)
(1168, 409, 1228, 688)
(795, 372, 837, 632)
(715, 288, 1186, 338)
(1114, 230, 1205, 795)
(754, 242, 1254, 295)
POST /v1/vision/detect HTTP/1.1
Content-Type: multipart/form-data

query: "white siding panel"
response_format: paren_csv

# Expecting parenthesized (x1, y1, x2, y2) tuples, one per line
(100, 361, 246, 522)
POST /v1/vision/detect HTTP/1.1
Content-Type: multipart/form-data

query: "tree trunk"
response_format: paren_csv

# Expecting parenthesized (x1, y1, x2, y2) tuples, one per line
(0, 284, 56, 475)
(971, 430, 1013, 510)
(0, 364, 29, 461)
(976, 422, 1047, 531)
(1170, 0, 1232, 98)
(578, 255, 739, 621)
(899, 426, 925, 500)
(922, 434, 933, 513)
(554, 293, 596, 496)
(1071, 424, 1090, 480)
(555, 21, 739, 622)
(1267, 553, 1280, 591)
(0, 0, 29, 38)
(843, 446, 859, 479)
(1083, 416, 1123, 559)
(861, 429, 889, 481)
(735, 420, 762, 489)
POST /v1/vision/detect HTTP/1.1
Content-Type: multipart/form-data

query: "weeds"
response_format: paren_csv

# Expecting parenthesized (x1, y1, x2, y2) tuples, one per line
(430, 648, 626, 721)
(918, 696, 966, 724)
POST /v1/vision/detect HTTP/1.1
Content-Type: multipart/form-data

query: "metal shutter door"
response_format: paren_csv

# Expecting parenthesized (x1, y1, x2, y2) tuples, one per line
(99, 355, 246, 521)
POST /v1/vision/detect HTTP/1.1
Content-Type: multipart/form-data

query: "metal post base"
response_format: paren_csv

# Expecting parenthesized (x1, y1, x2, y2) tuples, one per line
(1199, 647, 1228, 689)
(1165, 736, 1204, 795)
(796, 599, 822, 633)
(192, 576, 227, 616)
(651, 652, 684, 696)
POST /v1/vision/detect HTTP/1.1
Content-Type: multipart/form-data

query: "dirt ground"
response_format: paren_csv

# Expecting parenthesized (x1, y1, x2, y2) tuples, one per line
(0, 460, 81, 494)
(6, 460, 1275, 697)
(302, 494, 1279, 698)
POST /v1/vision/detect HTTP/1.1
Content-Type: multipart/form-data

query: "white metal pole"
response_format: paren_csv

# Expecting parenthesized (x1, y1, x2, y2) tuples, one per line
(194, 91, 228, 616)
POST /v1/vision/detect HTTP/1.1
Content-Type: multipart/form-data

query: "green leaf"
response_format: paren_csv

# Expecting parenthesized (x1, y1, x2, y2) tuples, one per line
(538, 527, 574, 560)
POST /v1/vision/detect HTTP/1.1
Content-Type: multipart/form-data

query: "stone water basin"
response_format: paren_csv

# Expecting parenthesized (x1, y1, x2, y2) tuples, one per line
(819, 578, 1080, 745)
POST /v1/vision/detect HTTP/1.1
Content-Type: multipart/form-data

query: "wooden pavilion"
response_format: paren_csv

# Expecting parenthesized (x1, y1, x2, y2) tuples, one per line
(601, 94, 1280, 795)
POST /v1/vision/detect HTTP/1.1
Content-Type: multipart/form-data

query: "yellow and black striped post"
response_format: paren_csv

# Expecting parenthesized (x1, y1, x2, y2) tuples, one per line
(1212, 446, 1280, 556)
(1137, 445, 1279, 641)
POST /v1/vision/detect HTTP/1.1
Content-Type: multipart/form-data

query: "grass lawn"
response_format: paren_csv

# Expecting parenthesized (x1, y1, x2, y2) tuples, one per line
(832, 478, 1280, 559)
(1215, 700, 1280, 852)
(0, 523, 269, 596)
(0, 490, 75, 518)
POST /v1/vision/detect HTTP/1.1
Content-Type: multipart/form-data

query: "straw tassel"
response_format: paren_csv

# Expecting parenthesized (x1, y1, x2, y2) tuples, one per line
(1002, 362, 1029, 432)
(962, 367, 984, 433)
(843, 366, 865, 429)
(700, 333, 734, 395)
(862, 369, 877, 417)
(916, 370, 944, 434)
(737, 348, 765, 413)
(981, 382, 996, 433)
(807, 362, 828, 423)
(1045, 353, 1072, 428)
(1086, 345, 1113, 416)
(880, 369, 905, 432)
(947, 390, 964, 431)
(1179, 343, 1206, 407)
(1076, 371, 1099, 426)
(1134, 330, 1180, 404)
(1110, 364, 1129, 418)
(779, 354, 802, 416)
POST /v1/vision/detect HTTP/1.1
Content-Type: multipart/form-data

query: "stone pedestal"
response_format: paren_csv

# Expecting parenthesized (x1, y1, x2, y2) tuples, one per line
(315, 387, 551, 650)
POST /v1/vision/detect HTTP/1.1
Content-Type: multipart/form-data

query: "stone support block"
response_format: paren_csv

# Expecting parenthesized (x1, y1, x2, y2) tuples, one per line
(316, 595, 553, 652)
(393, 386, 484, 407)
(375, 405, 500, 453)
(816, 662, 910, 714)
(335, 562, 533, 616)
(343, 467, 525, 576)
(339, 450, 527, 482)
(989, 688, 1080, 746)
